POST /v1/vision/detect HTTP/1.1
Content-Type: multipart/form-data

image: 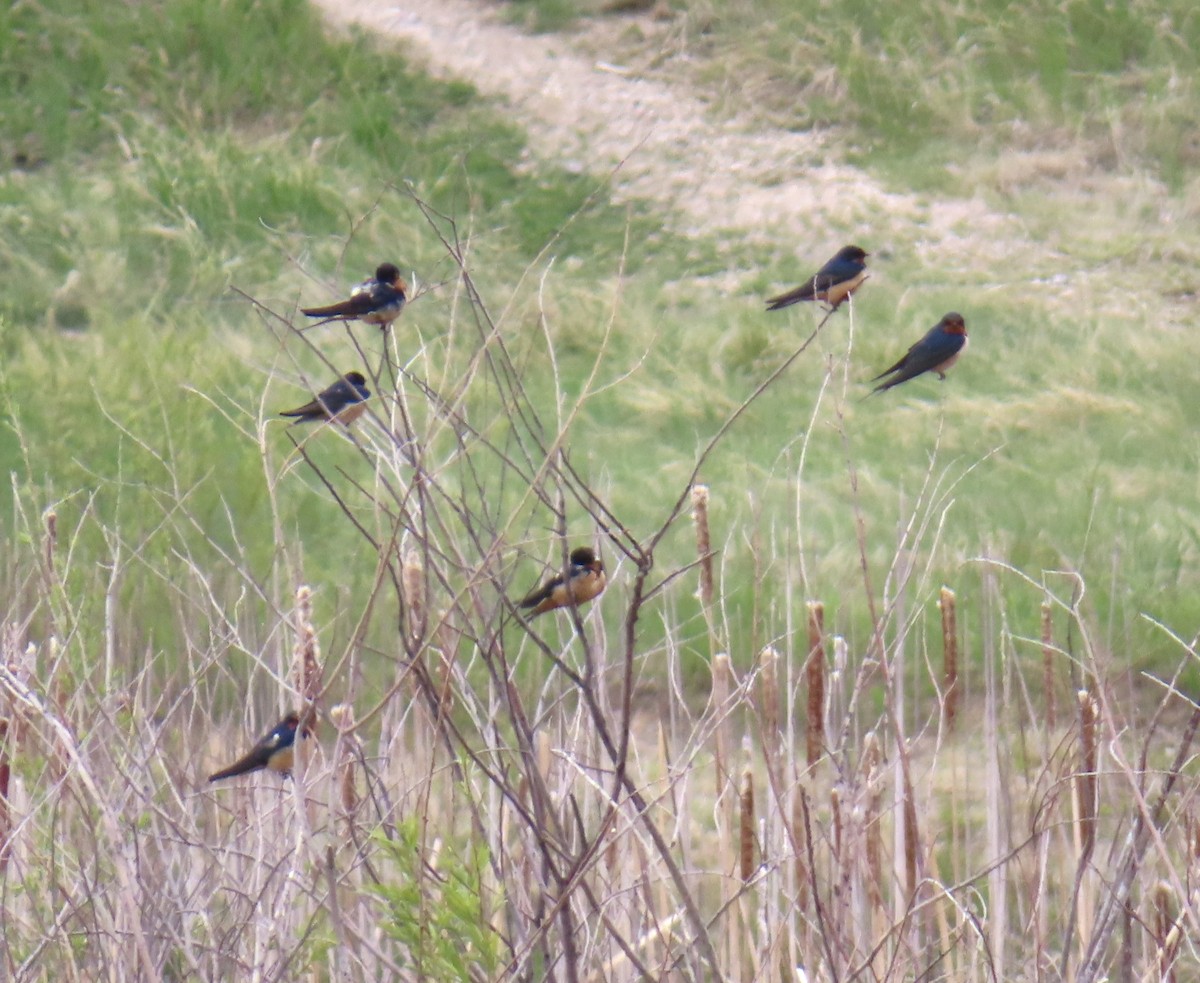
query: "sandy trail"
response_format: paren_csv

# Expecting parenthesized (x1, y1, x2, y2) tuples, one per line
(313, 0, 1023, 270)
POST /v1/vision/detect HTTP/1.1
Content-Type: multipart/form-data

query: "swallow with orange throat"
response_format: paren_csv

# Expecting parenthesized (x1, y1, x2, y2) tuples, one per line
(302, 262, 407, 331)
(766, 244, 869, 312)
(517, 546, 606, 617)
(869, 312, 969, 395)
(208, 711, 312, 782)
(279, 371, 370, 425)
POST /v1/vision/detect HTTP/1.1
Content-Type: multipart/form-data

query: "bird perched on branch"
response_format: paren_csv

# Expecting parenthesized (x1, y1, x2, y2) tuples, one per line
(302, 263, 407, 331)
(279, 371, 370, 425)
(766, 245, 869, 312)
(208, 711, 311, 782)
(517, 547, 606, 617)
(869, 312, 969, 395)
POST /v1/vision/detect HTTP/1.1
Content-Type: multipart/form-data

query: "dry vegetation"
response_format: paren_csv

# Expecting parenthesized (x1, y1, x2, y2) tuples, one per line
(6, 0, 1200, 978)
(4, 204, 1199, 981)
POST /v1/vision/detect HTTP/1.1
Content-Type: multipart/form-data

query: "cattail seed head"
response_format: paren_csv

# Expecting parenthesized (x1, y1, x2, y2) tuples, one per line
(294, 584, 322, 704)
(1075, 690, 1098, 854)
(402, 549, 425, 642)
(330, 704, 358, 815)
(739, 765, 756, 882)
(939, 587, 958, 731)
(806, 602, 826, 766)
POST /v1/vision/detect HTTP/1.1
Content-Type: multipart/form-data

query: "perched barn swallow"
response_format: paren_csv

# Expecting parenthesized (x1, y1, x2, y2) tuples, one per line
(766, 245, 869, 312)
(279, 371, 371, 425)
(302, 263, 407, 330)
(869, 312, 969, 395)
(517, 547, 606, 617)
(208, 712, 310, 782)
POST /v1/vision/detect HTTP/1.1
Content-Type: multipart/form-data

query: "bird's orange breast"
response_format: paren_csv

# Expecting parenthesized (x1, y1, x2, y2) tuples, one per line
(821, 271, 868, 307)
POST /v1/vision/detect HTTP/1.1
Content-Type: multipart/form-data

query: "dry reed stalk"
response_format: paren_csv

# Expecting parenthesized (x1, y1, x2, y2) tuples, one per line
(791, 786, 810, 954)
(1041, 601, 1055, 731)
(429, 610, 460, 725)
(1191, 813, 1200, 890)
(293, 584, 322, 706)
(536, 729, 553, 790)
(829, 782, 848, 974)
(982, 559, 1007, 979)
(926, 839, 957, 981)
(0, 718, 9, 873)
(901, 784, 919, 923)
(1152, 881, 1179, 983)
(830, 785, 843, 864)
(939, 587, 958, 732)
(42, 636, 69, 780)
(831, 634, 848, 745)
(691, 484, 714, 609)
(1073, 689, 1099, 951)
(1032, 814, 1051, 977)
(806, 602, 825, 767)
(759, 647, 780, 767)
(740, 764, 756, 882)
(709, 651, 737, 977)
(434, 609, 459, 664)
(401, 548, 425, 642)
(861, 733, 885, 918)
(2, 627, 25, 744)
(712, 653, 733, 801)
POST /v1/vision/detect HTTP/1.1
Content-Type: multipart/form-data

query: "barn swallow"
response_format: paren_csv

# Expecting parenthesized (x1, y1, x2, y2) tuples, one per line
(517, 547, 606, 617)
(302, 263, 407, 330)
(869, 312, 968, 394)
(767, 245, 869, 312)
(279, 371, 370, 424)
(208, 711, 310, 782)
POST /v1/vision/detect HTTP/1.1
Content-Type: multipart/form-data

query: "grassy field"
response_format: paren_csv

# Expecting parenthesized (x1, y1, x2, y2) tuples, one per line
(2, 0, 1200, 978)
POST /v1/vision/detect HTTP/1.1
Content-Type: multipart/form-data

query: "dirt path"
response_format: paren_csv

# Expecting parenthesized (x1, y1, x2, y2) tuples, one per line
(314, 0, 1027, 268)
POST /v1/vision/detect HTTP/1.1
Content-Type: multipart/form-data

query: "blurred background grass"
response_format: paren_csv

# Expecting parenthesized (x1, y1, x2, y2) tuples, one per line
(2, 0, 1199, 708)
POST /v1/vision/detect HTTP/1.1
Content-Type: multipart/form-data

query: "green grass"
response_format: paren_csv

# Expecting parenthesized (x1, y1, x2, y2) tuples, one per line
(3, 0, 1200, 688)
(583, 0, 1200, 189)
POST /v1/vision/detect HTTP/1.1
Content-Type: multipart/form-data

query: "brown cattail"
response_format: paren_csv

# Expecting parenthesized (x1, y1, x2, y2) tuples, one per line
(401, 549, 425, 643)
(902, 783, 919, 906)
(1153, 881, 1179, 983)
(1041, 602, 1055, 731)
(939, 587, 958, 732)
(329, 704, 358, 815)
(806, 602, 826, 766)
(43, 510, 57, 583)
(691, 485, 714, 609)
(739, 765, 756, 882)
(1075, 690, 1098, 856)
(293, 585, 322, 706)
(435, 609, 460, 664)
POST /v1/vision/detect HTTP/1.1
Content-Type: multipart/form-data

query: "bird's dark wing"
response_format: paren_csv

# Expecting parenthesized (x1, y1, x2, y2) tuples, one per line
(302, 283, 403, 319)
(518, 572, 564, 610)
